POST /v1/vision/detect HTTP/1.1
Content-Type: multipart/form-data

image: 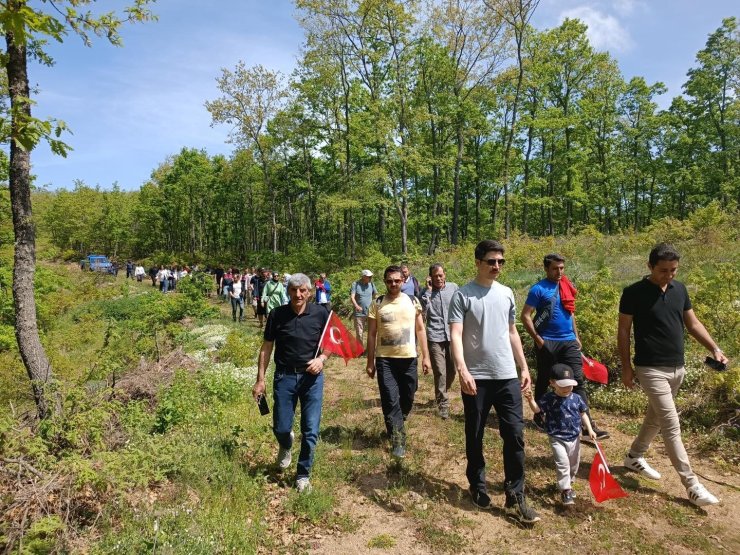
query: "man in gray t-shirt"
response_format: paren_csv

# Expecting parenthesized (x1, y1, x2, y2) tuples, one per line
(351, 270, 378, 344)
(448, 240, 539, 525)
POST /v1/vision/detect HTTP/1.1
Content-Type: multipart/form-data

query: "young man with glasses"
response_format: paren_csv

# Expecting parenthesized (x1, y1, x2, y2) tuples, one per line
(366, 265, 431, 459)
(521, 253, 609, 440)
(448, 240, 540, 524)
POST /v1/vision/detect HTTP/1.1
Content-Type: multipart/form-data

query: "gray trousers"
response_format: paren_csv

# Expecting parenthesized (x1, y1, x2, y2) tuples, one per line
(630, 365, 697, 488)
(549, 436, 580, 491)
(429, 341, 456, 409)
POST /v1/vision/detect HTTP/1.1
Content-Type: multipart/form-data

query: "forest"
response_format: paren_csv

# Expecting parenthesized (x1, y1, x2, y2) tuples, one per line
(23, 6, 738, 264)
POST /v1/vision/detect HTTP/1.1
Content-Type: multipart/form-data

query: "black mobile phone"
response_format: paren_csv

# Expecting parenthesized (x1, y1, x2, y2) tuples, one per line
(256, 394, 270, 415)
(704, 356, 727, 372)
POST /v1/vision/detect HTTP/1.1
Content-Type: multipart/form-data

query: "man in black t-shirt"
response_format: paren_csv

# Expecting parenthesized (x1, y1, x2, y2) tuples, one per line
(618, 243, 727, 507)
(252, 273, 330, 494)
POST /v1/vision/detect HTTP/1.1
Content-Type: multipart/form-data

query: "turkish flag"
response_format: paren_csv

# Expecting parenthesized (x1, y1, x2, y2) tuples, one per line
(589, 443, 628, 503)
(318, 311, 365, 364)
(582, 354, 609, 384)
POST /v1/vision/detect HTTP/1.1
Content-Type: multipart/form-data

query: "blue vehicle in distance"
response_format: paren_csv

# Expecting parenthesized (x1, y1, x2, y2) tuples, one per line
(86, 254, 114, 274)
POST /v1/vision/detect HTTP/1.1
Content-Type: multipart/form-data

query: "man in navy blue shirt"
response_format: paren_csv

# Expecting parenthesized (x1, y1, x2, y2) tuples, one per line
(521, 253, 608, 439)
(252, 273, 331, 495)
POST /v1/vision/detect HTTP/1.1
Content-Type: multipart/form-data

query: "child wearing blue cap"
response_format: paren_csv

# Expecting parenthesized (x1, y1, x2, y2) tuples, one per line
(524, 363, 596, 505)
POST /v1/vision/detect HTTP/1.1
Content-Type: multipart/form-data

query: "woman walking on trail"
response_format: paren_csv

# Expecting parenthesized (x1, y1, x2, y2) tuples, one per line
(230, 273, 245, 322)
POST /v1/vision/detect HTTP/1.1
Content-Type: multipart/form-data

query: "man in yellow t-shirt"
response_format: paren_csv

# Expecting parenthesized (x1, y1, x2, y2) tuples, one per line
(367, 265, 431, 459)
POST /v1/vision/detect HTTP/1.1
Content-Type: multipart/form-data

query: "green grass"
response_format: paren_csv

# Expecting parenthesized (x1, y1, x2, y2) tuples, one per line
(368, 534, 397, 549)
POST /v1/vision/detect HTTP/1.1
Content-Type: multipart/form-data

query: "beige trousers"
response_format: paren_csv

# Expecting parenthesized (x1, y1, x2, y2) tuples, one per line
(354, 315, 367, 345)
(630, 365, 698, 488)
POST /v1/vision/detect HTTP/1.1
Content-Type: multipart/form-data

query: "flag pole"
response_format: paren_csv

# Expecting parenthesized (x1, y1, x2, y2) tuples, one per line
(316, 310, 334, 358)
(594, 440, 611, 473)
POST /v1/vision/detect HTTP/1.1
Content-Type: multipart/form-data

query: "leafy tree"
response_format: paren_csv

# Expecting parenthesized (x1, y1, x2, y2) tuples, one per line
(0, 0, 155, 419)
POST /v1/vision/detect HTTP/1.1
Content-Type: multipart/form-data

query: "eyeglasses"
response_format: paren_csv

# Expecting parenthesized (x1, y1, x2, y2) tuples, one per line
(385, 279, 403, 284)
(480, 258, 505, 266)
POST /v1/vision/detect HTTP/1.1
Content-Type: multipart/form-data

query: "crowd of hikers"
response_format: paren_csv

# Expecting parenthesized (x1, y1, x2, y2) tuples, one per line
(100, 241, 728, 524)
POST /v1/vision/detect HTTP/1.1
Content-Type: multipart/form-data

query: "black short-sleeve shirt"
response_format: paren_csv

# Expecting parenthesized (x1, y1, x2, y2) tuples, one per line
(619, 278, 692, 366)
(264, 303, 329, 367)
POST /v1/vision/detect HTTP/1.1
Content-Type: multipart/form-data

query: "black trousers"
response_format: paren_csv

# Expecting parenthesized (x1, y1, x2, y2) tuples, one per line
(462, 378, 525, 496)
(375, 357, 418, 438)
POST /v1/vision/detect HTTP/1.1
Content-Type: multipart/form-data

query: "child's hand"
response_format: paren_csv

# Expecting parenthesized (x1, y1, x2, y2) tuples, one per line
(589, 429, 597, 441)
(523, 387, 533, 400)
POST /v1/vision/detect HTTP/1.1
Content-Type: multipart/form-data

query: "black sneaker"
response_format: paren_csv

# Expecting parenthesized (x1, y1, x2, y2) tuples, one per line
(505, 493, 541, 524)
(469, 487, 491, 509)
(561, 489, 575, 506)
(533, 412, 546, 432)
(582, 428, 610, 441)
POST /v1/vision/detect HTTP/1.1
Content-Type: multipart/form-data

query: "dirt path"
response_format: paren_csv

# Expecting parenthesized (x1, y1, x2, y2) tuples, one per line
(312, 354, 740, 554)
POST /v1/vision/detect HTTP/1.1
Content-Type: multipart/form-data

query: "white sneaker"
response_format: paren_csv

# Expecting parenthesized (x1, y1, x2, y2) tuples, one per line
(296, 477, 312, 494)
(623, 454, 661, 480)
(687, 483, 719, 507)
(277, 431, 294, 470)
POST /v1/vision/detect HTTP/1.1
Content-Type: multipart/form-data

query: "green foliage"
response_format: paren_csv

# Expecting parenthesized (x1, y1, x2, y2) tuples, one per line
(574, 267, 622, 367)
(19, 515, 64, 555)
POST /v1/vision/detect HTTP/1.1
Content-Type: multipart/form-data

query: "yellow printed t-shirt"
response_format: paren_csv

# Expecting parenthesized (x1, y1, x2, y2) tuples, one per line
(368, 293, 422, 358)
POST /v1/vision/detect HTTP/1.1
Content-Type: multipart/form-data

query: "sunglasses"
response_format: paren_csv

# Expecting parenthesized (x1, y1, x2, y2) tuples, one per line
(480, 258, 505, 266)
(385, 279, 403, 284)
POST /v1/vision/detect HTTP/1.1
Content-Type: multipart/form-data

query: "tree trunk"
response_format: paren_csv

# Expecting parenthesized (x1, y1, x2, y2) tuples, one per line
(451, 121, 464, 245)
(6, 26, 55, 420)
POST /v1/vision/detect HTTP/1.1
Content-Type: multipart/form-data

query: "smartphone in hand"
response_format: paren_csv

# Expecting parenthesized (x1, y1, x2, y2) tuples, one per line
(256, 394, 270, 415)
(705, 356, 727, 372)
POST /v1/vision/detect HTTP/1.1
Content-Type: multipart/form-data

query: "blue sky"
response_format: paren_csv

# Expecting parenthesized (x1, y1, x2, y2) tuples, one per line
(29, 0, 737, 191)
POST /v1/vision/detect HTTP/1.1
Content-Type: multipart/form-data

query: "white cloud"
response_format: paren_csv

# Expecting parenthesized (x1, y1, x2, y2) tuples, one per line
(559, 6, 634, 52)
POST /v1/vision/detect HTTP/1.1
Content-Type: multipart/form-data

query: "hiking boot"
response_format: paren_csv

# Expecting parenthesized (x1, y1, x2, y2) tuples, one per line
(439, 406, 450, 420)
(623, 454, 661, 480)
(505, 492, 541, 524)
(391, 430, 406, 459)
(296, 477, 312, 494)
(561, 489, 576, 506)
(687, 483, 719, 507)
(469, 487, 491, 509)
(277, 431, 294, 470)
(533, 412, 546, 432)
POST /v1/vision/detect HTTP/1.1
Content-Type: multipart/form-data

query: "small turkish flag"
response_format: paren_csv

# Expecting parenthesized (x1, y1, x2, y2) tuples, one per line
(318, 311, 364, 364)
(589, 442, 628, 503)
(582, 354, 609, 384)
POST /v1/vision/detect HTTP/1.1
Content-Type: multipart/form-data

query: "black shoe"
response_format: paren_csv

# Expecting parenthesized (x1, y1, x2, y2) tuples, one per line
(533, 412, 546, 432)
(505, 492, 541, 524)
(584, 427, 610, 440)
(391, 430, 406, 459)
(469, 487, 491, 509)
(561, 489, 575, 506)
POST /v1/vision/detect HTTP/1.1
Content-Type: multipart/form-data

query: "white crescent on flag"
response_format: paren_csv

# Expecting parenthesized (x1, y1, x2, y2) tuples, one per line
(597, 463, 607, 490)
(329, 325, 343, 344)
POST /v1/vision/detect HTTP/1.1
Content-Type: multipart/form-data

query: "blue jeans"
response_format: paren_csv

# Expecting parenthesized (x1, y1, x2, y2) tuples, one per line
(272, 369, 324, 479)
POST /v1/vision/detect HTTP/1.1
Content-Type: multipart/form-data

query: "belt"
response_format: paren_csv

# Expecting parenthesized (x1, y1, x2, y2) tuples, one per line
(276, 364, 309, 374)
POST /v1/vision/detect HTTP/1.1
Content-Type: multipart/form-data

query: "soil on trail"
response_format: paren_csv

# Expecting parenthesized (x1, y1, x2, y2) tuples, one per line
(309, 354, 740, 554)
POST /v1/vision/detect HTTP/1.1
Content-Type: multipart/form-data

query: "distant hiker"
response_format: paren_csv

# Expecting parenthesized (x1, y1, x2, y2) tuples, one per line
(264, 272, 286, 315)
(221, 269, 234, 300)
(230, 273, 244, 322)
(126, 260, 134, 279)
(254, 268, 270, 329)
(252, 273, 331, 494)
(420, 263, 458, 420)
(134, 264, 145, 282)
(618, 243, 727, 507)
(448, 240, 540, 523)
(149, 266, 158, 287)
(314, 273, 332, 312)
(157, 266, 169, 293)
(214, 266, 225, 296)
(399, 263, 421, 299)
(366, 265, 431, 459)
(350, 269, 377, 345)
(521, 253, 609, 440)
(523, 364, 596, 507)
